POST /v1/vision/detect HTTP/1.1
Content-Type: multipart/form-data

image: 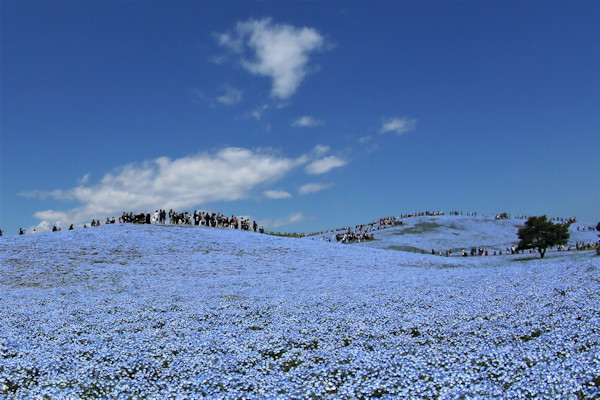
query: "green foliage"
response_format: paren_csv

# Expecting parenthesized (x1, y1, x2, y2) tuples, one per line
(266, 232, 305, 238)
(517, 215, 570, 258)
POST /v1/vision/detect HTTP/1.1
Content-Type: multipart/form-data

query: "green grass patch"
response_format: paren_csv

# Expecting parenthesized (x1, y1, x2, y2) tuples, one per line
(511, 256, 541, 262)
(386, 245, 426, 254)
(393, 222, 445, 235)
(266, 232, 305, 238)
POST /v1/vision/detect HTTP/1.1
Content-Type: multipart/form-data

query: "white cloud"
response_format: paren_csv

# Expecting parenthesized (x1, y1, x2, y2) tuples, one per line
(305, 155, 347, 175)
(25, 147, 309, 229)
(217, 18, 325, 99)
(248, 104, 270, 120)
(264, 190, 292, 199)
(292, 116, 323, 128)
(33, 210, 69, 224)
(380, 117, 417, 135)
(24, 146, 348, 231)
(311, 144, 330, 156)
(19, 189, 65, 200)
(27, 211, 70, 233)
(263, 212, 307, 228)
(30, 220, 52, 233)
(78, 173, 90, 185)
(216, 85, 243, 105)
(298, 182, 333, 195)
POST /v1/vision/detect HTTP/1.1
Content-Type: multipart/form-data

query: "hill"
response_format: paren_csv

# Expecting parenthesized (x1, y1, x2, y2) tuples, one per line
(1, 223, 599, 399)
(310, 214, 599, 256)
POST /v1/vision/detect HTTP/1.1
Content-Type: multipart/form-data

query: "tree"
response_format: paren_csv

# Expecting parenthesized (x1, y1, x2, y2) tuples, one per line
(597, 222, 600, 255)
(517, 215, 570, 258)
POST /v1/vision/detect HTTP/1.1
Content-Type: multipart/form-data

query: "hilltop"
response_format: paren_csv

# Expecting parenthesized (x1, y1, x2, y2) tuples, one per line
(368, 215, 598, 254)
(1, 221, 599, 399)
(309, 214, 599, 256)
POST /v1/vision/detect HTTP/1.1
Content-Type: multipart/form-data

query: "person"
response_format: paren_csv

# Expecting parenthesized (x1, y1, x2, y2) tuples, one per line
(69, 224, 74, 230)
(19, 228, 25, 235)
(0, 229, 3, 236)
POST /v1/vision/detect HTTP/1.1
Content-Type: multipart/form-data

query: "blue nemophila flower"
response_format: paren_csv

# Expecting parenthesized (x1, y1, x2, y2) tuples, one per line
(0, 223, 599, 399)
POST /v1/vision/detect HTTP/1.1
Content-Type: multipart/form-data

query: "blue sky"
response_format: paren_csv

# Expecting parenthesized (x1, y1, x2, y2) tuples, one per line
(1, 1, 599, 235)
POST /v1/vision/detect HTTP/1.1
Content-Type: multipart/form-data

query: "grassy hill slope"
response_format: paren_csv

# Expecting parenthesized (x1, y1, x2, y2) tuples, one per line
(350, 215, 599, 255)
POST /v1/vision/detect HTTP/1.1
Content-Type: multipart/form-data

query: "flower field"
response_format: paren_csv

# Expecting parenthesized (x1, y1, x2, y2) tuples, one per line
(1, 222, 599, 399)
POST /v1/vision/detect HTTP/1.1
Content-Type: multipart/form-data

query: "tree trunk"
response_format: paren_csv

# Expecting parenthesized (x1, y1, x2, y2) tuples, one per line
(539, 247, 546, 258)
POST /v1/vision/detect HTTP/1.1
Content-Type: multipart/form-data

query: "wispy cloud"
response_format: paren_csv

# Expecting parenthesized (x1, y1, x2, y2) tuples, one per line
(311, 144, 330, 156)
(78, 173, 90, 185)
(380, 117, 417, 135)
(20, 189, 65, 200)
(216, 85, 243, 105)
(264, 189, 292, 199)
(262, 212, 307, 228)
(216, 18, 325, 99)
(292, 116, 324, 128)
(305, 155, 347, 175)
(356, 136, 379, 154)
(248, 104, 270, 120)
(298, 182, 333, 195)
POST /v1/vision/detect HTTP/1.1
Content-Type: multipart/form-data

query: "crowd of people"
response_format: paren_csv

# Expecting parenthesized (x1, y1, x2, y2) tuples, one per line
(334, 230, 375, 244)
(114, 209, 263, 233)
(448, 211, 477, 216)
(9, 208, 265, 236)
(574, 241, 598, 251)
(400, 211, 447, 218)
(431, 243, 584, 258)
(512, 215, 578, 226)
(98, 209, 265, 233)
(310, 216, 405, 243)
(116, 209, 264, 233)
(576, 225, 597, 231)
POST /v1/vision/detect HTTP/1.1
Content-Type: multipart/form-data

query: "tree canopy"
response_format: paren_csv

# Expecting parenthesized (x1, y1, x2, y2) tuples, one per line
(517, 216, 570, 258)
